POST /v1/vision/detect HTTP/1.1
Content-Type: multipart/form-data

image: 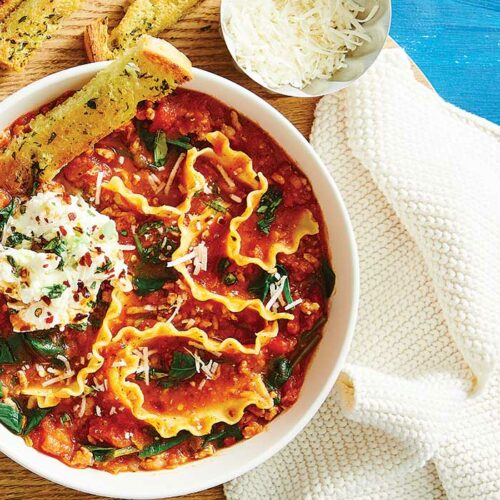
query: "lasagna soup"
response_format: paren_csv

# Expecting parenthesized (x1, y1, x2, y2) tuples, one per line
(0, 89, 335, 472)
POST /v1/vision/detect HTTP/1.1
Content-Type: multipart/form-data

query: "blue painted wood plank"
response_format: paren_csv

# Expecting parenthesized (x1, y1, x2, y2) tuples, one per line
(390, 0, 500, 124)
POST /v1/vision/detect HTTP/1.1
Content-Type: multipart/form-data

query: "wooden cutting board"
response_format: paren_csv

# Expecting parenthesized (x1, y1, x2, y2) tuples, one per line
(0, 1, 431, 499)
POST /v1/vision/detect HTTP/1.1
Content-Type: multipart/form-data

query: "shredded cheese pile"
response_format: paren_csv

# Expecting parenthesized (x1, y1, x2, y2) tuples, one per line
(225, 0, 378, 89)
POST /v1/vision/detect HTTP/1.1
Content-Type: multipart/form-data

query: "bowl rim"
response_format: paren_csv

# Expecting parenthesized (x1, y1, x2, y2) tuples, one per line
(0, 63, 359, 498)
(219, 0, 392, 97)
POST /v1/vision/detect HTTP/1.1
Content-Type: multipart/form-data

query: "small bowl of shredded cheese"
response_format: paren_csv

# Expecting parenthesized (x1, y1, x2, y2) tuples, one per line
(220, 0, 391, 97)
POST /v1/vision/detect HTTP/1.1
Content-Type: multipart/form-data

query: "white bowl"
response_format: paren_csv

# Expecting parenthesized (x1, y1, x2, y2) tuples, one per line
(0, 64, 359, 498)
(220, 0, 392, 97)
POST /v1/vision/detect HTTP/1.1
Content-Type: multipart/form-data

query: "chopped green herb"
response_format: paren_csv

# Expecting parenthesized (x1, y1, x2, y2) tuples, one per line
(202, 423, 243, 447)
(217, 257, 231, 275)
(96, 260, 112, 273)
(0, 339, 16, 364)
(44, 284, 66, 299)
(204, 198, 227, 213)
(256, 186, 282, 235)
(43, 237, 66, 268)
(47, 132, 57, 144)
(86, 99, 97, 109)
(67, 322, 88, 332)
(136, 121, 156, 153)
(5, 232, 30, 248)
(6, 255, 21, 277)
(166, 136, 193, 150)
(223, 272, 238, 286)
(138, 431, 191, 458)
(119, 229, 129, 236)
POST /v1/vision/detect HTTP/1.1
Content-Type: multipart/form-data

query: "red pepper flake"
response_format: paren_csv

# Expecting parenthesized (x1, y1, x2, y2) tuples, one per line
(79, 252, 92, 267)
(41, 296, 51, 306)
(68, 212, 76, 221)
(45, 316, 54, 324)
(60, 226, 68, 236)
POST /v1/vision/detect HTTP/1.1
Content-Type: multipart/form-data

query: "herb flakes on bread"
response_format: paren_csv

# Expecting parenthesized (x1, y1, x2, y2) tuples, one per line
(0, 0, 23, 22)
(0, 0, 83, 71)
(0, 35, 192, 195)
(109, 0, 201, 52)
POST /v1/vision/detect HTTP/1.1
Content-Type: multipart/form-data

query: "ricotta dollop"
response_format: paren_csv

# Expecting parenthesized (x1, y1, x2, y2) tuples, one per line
(0, 190, 128, 331)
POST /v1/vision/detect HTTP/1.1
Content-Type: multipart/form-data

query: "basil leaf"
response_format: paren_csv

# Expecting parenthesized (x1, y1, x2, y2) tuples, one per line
(86, 445, 137, 462)
(202, 424, 243, 447)
(23, 407, 51, 435)
(43, 236, 66, 268)
(320, 258, 336, 298)
(0, 402, 23, 434)
(153, 130, 168, 168)
(44, 284, 66, 299)
(96, 259, 112, 273)
(24, 333, 65, 357)
(5, 232, 30, 248)
(256, 186, 282, 235)
(0, 198, 15, 236)
(138, 431, 191, 458)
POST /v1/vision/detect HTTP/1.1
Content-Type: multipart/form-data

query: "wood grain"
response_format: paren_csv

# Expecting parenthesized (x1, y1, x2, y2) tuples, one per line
(0, 1, 431, 499)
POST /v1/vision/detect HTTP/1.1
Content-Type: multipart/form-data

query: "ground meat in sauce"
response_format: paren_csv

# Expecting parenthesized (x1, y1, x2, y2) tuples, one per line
(0, 89, 332, 473)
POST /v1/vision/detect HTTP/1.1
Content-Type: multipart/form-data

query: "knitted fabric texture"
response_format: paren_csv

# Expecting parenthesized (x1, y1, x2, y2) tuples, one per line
(224, 49, 500, 499)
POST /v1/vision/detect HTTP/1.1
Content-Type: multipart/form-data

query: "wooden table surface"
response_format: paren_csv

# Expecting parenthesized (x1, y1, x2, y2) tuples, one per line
(0, 1, 429, 499)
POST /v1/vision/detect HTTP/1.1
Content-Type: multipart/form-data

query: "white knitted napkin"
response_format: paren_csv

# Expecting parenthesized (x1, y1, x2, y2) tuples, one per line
(225, 48, 500, 499)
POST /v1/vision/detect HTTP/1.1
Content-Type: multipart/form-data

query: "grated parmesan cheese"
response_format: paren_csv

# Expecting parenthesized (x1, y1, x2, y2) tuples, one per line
(95, 171, 104, 205)
(164, 153, 185, 197)
(285, 297, 303, 310)
(266, 275, 288, 310)
(225, 0, 378, 89)
(41, 370, 75, 387)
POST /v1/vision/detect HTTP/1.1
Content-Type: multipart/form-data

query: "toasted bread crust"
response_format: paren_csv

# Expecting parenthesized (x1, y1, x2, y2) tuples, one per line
(0, 36, 192, 194)
(110, 0, 200, 52)
(0, 0, 83, 72)
(84, 17, 113, 62)
(0, 0, 23, 22)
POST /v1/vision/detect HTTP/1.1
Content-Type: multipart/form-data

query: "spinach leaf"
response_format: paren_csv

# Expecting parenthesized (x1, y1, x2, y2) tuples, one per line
(0, 198, 15, 236)
(153, 130, 168, 168)
(166, 136, 193, 150)
(289, 317, 327, 369)
(248, 264, 292, 305)
(138, 430, 192, 458)
(217, 257, 231, 275)
(22, 407, 51, 435)
(137, 121, 156, 152)
(133, 276, 167, 296)
(202, 424, 243, 447)
(320, 258, 336, 298)
(0, 403, 23, 434)
(86, 445, 138, 462)
(136, 351, 198, 388)
(256, 186, 282, 235)
(223, 272, 238, 286)
(24, 333, 65, 357)
(0, 339, 16, 364)
(265, 357, 292, 392)
(44, 284, 66, 299)
(5, 232, 30, 248)
(137, 220, 164, 236)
